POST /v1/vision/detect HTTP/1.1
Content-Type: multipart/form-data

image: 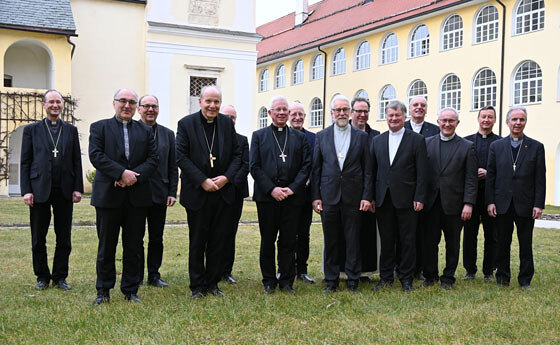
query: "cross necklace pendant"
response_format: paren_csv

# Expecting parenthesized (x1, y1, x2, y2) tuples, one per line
(202, 124, 217, 168)
(44, 119, 62, 158)
(272, 127, 288, 163)
(511, 144, 522, 173)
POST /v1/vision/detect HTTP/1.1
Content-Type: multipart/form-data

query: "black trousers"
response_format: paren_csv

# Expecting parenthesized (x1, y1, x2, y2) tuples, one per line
(495, 204, 535, 286)
(95, 200, 147, 296)
(423, 196, 463, 284)
(377, 192, 417, 283)
(295, 201, 313, 275)
(186, 193, 229, 292)
(256, 201, 300, 288)
(223, 195, 244, 276)
(463, 194, 497, 275)
(414, 212, 428, 275)
(139, 203, 167, 282)
(29, 188, 73, 283)
(322, 203, 361, 286)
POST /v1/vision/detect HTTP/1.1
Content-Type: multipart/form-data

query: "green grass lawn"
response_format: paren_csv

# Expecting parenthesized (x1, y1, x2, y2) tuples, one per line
(0, 200, 559, 344)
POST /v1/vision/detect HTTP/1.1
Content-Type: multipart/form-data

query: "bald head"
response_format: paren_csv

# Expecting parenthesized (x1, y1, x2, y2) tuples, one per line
(221, 105, 237, 125)
(289, 102, 306, 131)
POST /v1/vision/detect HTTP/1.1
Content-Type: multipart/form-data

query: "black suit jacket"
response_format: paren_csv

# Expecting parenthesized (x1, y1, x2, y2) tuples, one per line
(311, 125, 372, 207)
(232, 133, 250, 199)
(149, 124, 179, 205)
(404, 120, 440, 138)
(176, 111, 241, 211)
(424, 134, 478, 215)
(20, 119, 84, 203)
(486, 136, 545, 217)
(89, 117, 158, 208)
(372, 129, 428, 208)
(250, 125, 311, 205)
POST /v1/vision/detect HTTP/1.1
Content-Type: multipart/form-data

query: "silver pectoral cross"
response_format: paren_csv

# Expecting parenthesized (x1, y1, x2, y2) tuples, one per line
(279, 153, 287, 163)
(513, 163, 516, 172)
(52, 148, 59, 158)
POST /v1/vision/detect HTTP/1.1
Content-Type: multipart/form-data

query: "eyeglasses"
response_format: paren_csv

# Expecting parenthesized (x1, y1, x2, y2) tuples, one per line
(139, 104, 159, 109)
(290, 112, 305, 117)
(438, 119, 457, 124)
(332, 107, 350, 113)
(271, 107, 289, 112)
(352, 109, 369, 114)
(114, 98, 138, 106)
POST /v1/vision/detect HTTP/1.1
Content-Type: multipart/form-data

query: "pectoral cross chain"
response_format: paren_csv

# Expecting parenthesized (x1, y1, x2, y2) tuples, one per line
(52, 148, 59, 158)
(209, 153, 217, 168)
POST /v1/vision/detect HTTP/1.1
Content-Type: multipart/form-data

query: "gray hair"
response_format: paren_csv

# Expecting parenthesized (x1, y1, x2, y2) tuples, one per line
(269, 95, 289, 109)
(289, 101, 305, 113)
(200, 85, 222, 99)
(138, 94, 159, 105)
(506, 106, 527, 121)
(409, 96, 427, 106)
(385, 100, 407, 116)
(438, 107, 459, 121)
(113, 88, 138, 100)
(330, 94, 351, 111)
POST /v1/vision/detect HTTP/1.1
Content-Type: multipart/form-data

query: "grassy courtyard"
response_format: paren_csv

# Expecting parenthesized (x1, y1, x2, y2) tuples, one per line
(0, 199, 558, 344)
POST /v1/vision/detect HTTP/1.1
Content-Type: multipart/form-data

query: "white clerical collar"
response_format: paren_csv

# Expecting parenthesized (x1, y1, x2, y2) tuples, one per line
(440, 133, 455, 141)
(410, 121, 423, 133)
(511, 135, 523, 142)
(115, 115, 129, 125)
(335, 124, 349, 131)
(389, 127, 405, 136)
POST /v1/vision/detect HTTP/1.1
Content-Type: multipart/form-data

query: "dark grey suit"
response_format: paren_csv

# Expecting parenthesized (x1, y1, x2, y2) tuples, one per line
(312, 125, 372, 287)
(486, 135, 545, 286)
(423, 134, 478, 285)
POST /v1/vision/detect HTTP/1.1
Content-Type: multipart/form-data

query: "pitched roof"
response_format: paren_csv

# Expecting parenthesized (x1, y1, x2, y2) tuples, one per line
(0, 0, 76, 35)
(256, 0, 473, 64)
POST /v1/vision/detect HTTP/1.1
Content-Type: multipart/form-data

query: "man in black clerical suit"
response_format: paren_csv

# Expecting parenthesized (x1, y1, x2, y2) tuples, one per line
(312, 94, 372, 293)
(176, 86, 241, 298)
(486, 107, 545, 290)
(220, 105, 249, 284)
(20, 89, 83, 291)
(250, 95, 311, 294)
(288, 101, 316, 284)
(462, 106, 501, 282)
(137, 95, 178, 288)
(350, 97, 380, 282)
(371, 100, 427, 292)
(403, 96, 439, 280)
(423, 108, 478, 290)
(89, 89, 158, 305)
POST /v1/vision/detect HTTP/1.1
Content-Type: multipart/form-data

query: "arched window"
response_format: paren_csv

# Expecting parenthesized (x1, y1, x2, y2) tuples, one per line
(310, 98, 323, 127)
(259, 69, 268, 92)
(515, 0, 545, 35)
(378, 85, 396, 120)
(274, 64, 285, 89)
(355, 41, 371, 70)
(472, 68, 497, 110)
(380, 33, 398, 64)
(3, 39, 53, 89)
(442, 14, 463, 50)
(311, 54, 324, 80)
(407, 80, 428, 105)
(474, 5, 499, 44)
(440, 74, 461, 111)
(354, 89, 369, 100)
(332, 47, 346, 75)
(512, 60, 542, 105)
(292, 59, 304, 85)
(258, 107, 268, 128)
(410, 24, 430, 58)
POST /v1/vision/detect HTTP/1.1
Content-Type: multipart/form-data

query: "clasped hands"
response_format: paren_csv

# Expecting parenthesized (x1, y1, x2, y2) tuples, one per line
(201, 176, 229, 192)
(114, 169, 139, 188)
(271, 187, 294, 201)
(312, 199, 372, 214)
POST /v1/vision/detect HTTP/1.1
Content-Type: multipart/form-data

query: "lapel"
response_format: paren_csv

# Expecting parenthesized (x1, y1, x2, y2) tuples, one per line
(441, 136, 460, 173)
(109, 117, 125, 160)
(432, 137, 441, 173)
(195, 112, 210, 167)
(379, 131, 390, 166)
(128, 121, 138, 163)
(391, 129, 409, 167)
(60, 120, 68, 158)
(325, 126, 340, 172)
(39, 119, 53, 162)
(512, 136, 530, 176)
(217, 115, 225, 166)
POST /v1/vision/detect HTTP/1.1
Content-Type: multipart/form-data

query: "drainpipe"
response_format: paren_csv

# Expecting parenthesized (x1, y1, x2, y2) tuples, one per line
(66, 35, 76, 58)
(495, 0, 506, 136)
(317, 46, 327, 129)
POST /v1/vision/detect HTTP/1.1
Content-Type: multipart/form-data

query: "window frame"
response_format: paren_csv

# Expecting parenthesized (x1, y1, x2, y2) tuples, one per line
(409, 24, 430, 58)
(441, 14, 463, 51)
(473, 5, 499, 44)
(332, 47, 346, 76)
(513, 0, 545, 36)
(259, 69, 268, 92)
(311, 54, 324, 81)
(292, 59, 304, 85)
(472, 67, 497, 110)
(258, 107, 268, 129)
(309, 97, 323, 128)
(380, 33, 398, 65)
(439, 74, 462, 111)
(378, 85, 397, 120)
(512, 60, 542, 105)
(355, 40, 371, 71)
(274, 64, 286, 89)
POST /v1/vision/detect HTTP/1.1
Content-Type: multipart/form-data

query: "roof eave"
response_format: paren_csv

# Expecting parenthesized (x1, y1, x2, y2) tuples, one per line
(0, 23, 77, 37)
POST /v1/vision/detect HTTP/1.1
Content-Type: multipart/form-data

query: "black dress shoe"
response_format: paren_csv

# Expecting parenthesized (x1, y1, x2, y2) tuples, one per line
(297, 274, 315, 284)
(463, 272, 475, 280)
(55, 280, 72, 291)
(208, 286, 225, 297)
(323, 285, 338, 293)
(223, 274, 238, 284)
(92, 295, 110, 306)
(263, 285, 276, 294)
(359, 276, 374, 283)
(280, 285, 296, 294)
(483, 274, 495, 282)
(520, 284, 531, 291)
(34, 280, 49, 290)
(347, 283, 360, 293)
(422, 279, 436, 287)
(441, 282, 453, 290)
(496, 280, 510, 287)
(192, 289, 206, 299)
(148, 278, 168, 288)
(402, 280, 413, 292)
(373, 280, 393, 291)
(124, 294, 142, 303)
(414, 272, 425, 281)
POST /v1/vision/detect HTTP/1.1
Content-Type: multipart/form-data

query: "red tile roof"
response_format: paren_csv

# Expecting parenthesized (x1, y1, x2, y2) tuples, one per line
(256, 0, 472, 64)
